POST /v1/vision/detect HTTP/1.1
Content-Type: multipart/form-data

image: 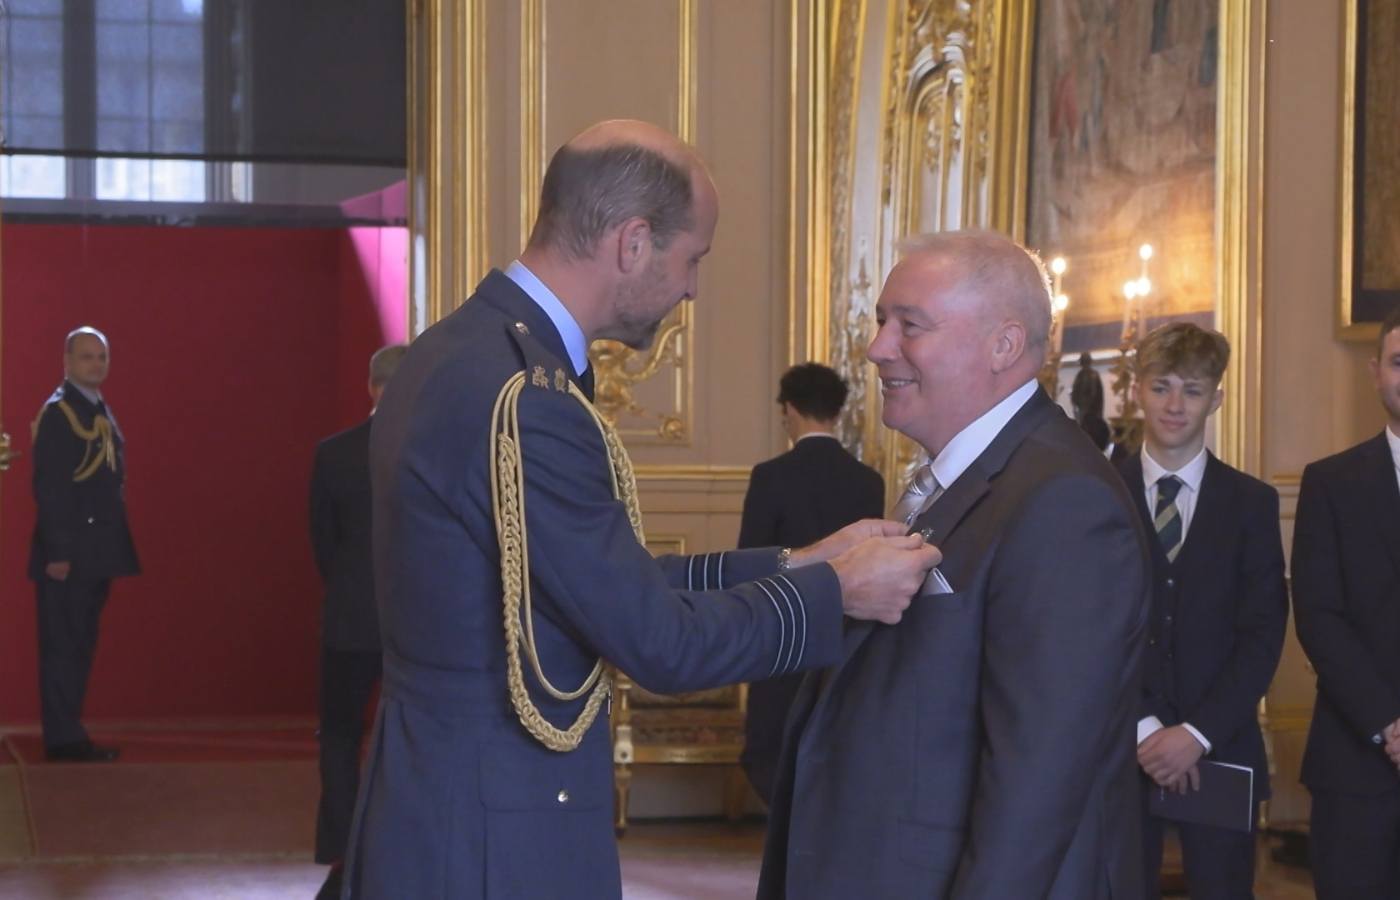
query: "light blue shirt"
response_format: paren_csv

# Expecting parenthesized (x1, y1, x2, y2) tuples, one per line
(504, 260, 590, 376)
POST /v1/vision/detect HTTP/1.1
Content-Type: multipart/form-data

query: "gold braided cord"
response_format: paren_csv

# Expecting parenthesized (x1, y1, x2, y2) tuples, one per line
(54, 401, 116, 482)
(490, 371, 646, 752)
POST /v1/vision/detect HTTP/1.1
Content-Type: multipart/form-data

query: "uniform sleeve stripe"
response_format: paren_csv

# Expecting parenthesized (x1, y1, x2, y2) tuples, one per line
(717, 552, 725, 589)
(753, 579, 788, 678)
(769, 576, 801, 674)
(702, 553, 710, 591)
(775, 574, 808, 672)
(687, 555, 696, 591)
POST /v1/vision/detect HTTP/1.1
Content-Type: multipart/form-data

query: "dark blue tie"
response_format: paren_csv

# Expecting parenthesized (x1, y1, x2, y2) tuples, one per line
(579, 365, 595, 403)
(1154, 475, 1184, 563)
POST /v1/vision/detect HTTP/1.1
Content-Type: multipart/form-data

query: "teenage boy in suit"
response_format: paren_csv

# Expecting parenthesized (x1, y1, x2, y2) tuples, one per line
(1120, 322, 1288, 899)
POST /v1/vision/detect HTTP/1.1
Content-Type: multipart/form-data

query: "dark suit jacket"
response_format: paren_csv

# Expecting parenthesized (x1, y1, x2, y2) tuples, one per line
(737, 435, 885, 803)
(737, 436, 885, 550)
(344, 270, 847, 899)
(1293, 432, 1400, 794)
(310, 418, 380, 652)
(758, 390, 1150, 900)
(28, 381, 140, 581)
(1119, 452, 1287, 797)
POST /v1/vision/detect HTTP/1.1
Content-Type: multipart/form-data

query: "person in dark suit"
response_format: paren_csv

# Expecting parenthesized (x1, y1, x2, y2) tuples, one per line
(738, 362, 884, 804)
(1118, 323, 1287, 900)
(28, 326, 139, 762)
(758, 230, 1150, 900)
(341, 119, 939, 900)
(309, 343, 407, 900)
(1293, 304, 1400, 899)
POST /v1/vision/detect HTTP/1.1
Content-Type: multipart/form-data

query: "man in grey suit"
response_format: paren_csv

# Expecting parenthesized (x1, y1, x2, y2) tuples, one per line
(758, 231, 1151, 899)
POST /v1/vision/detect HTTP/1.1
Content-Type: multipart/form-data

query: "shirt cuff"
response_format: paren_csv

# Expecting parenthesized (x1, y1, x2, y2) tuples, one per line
(1182, 722, 1212, 754)
(1137, 716, 1164, 745)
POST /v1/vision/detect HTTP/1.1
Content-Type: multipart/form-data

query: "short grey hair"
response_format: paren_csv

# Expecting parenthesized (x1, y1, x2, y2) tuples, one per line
(895, 230, 1053, 349)
(528, 143, 694, 259)
(369, 343, 409, 388)
(65, 326, 109, 353)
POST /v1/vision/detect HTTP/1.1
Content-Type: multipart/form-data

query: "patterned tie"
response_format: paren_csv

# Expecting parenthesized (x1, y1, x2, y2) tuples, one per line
(1154, 475, 1184, 563)
(892, 464, 942, 525)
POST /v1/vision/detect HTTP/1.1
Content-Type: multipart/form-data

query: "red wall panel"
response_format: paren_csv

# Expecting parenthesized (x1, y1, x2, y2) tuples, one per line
(1, 223, 400, 722)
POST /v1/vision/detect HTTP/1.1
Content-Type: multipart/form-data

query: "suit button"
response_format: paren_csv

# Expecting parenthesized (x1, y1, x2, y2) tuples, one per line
(556, 789, 570, 804)
(86, 517, 95, 524)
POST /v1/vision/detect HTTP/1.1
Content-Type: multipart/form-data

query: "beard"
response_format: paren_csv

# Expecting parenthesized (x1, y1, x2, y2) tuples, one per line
(611, 262, 672, 350)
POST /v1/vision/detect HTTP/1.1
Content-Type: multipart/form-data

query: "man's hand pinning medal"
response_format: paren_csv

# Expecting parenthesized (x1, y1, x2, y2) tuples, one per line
(789, 518, 942, 625)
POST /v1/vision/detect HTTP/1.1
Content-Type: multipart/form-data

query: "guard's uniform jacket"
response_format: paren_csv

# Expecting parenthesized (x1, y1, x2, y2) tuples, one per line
(28, 381, 139, 581)
(343, 270, 844, 899)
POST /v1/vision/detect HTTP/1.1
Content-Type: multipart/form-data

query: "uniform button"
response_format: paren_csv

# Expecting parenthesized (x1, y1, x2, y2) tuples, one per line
(1164, 615, 1173, 625)
(514, 321, 530, 335)
(1148, 638, 1157, 646)
(86, 516, 95, 524)
(1374, 734, 1385, 746)
(556, 789, 570, 804)
(1166, 578, 1175, 589)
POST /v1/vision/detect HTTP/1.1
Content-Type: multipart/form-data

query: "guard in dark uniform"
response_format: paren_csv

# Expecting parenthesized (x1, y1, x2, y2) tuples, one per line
(28, 327, 139, 762)
(309, 343, 408, 900)
(341, 120, 937, 899)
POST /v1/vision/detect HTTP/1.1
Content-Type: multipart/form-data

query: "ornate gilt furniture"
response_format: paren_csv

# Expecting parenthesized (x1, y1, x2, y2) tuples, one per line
(610, 673, 749, 835)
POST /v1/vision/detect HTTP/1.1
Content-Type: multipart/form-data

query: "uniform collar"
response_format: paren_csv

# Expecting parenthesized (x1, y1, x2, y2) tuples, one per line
(504, 260, 590, 376)
(65, 379, 103, 407)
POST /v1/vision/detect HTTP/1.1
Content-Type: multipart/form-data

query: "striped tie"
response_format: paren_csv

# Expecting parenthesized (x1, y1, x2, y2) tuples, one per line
(1154, 475, 1184, 563)
(893, 464, 941, 525)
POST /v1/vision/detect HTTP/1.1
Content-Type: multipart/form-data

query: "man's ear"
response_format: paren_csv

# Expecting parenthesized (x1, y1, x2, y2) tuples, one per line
(989, 320, 1027, 374)
(616, 217, 653, 275)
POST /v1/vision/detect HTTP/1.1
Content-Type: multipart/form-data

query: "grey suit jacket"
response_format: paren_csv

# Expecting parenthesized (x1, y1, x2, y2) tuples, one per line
(758, 389, 1151, 900)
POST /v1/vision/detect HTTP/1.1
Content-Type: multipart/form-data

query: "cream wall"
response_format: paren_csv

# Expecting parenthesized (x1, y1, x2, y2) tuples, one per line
(1258, 0, 1388, 828)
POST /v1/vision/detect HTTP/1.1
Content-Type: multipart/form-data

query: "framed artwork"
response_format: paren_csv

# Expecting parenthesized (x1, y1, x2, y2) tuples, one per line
(1026, 0, 1219, 352)
(1340, 0, 1400, 338)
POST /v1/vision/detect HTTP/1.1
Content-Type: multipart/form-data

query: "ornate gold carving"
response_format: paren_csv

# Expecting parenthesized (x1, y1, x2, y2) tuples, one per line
(590, 323, 687, 441)
(816, 0, 1041, 499)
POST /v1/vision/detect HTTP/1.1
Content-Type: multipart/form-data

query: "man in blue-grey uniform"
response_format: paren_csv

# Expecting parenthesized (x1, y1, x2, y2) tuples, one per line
(342, 119, 940, 899)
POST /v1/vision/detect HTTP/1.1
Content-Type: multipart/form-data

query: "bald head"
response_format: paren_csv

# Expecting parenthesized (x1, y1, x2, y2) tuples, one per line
(527, 119, 712, 261)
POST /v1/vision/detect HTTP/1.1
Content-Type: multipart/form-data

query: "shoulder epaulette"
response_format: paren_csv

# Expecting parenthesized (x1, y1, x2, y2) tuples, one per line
(503, 320, 573, 395)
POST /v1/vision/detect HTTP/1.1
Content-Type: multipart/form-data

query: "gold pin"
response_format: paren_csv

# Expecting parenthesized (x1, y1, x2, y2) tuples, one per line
(554, 368, 567, 392)
(532, 366, 549, 388)
(514, 322, 530, 335)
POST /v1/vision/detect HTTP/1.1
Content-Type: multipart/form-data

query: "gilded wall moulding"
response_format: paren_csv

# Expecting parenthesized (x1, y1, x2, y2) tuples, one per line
(823, 0, 1015, 499)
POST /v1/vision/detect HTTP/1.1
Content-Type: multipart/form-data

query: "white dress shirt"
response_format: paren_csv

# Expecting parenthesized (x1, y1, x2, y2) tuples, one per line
(928, 379, 1039, 492)
(1136, 444, 1213, 753)
(504, 260, 590, 376)
(1387, 427, 1400, 494)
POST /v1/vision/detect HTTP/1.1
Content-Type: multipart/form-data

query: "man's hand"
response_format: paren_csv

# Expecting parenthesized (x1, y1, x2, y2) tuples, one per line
(45, 561, 71, 582)
(828, 534, 941, 624)
(1138, 725, 1206, 787)
(788, 519, 908, 568)
(1383, 719, 1400, 769)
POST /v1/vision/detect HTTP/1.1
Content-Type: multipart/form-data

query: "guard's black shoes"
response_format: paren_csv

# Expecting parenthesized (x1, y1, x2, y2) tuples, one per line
(44, 740, 120, 762)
